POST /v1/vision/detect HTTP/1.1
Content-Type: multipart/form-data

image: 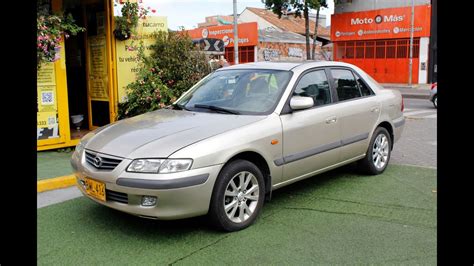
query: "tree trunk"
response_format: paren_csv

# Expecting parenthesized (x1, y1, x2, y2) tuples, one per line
(304, 3, 310, 60)
(312, 6, 320, 60)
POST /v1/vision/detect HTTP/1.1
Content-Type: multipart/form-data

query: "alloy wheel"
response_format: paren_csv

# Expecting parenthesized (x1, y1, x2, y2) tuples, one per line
(372, 134, 389, 169)
(223, 171, 260, 223)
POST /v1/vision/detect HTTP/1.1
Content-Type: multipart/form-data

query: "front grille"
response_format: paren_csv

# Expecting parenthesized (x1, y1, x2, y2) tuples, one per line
(106, 189, 128, 204)
(85, 150, 123, 171)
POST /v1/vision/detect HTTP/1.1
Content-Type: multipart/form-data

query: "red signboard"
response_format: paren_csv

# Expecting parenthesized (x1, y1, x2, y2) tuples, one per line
(185, 22, 258, 47)
(331, 5, 431, 41)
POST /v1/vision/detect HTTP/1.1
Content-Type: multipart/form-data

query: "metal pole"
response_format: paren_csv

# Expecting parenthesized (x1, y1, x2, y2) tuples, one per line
(408, 0, 415, 85)
(233, 0, 239, 64)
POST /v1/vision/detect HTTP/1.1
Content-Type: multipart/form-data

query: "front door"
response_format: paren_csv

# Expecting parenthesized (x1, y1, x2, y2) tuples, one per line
(279, 69, 341, 184)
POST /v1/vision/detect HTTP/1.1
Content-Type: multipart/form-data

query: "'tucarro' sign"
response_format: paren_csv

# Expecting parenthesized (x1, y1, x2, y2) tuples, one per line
(331, 5, 431, 41)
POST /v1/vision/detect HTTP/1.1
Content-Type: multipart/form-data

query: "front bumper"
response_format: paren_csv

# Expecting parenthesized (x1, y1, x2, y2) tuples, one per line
(71, 150, 223, 220)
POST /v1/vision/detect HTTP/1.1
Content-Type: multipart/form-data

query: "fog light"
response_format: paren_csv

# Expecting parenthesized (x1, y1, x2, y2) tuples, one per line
(141, 196, 157, 206)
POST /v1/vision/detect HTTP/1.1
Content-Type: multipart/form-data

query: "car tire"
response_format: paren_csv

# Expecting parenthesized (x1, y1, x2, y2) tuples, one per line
(208, 159, 265, 232)
(358, 127, 392, 175)
(432, 95, 437, 108)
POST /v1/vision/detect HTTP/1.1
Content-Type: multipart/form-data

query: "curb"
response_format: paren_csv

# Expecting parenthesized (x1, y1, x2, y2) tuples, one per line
(401, 94, 429, 100)
(38, 175, 77, 193)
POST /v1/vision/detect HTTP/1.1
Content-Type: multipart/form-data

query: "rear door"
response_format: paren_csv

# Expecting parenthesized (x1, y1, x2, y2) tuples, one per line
(328, 67, 380, 162)
(279, 69, 342, 182)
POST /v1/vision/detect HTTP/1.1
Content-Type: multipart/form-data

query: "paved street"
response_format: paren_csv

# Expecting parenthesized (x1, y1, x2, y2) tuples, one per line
(391, 98, 437, 168)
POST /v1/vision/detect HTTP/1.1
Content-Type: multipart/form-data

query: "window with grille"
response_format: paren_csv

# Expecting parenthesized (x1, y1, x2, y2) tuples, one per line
(335, 38, 420, 60)
(224, 46, 255, 64)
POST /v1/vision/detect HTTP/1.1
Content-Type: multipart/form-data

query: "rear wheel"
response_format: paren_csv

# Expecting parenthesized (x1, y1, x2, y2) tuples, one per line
(209, 159, 265, 231)
(358, 127, 392, 175)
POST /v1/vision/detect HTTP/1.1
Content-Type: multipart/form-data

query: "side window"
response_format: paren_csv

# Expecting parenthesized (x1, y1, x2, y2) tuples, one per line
(330, 69, 361, 101)
(355, 74, 374, 96)
(293, 70, 331, 107)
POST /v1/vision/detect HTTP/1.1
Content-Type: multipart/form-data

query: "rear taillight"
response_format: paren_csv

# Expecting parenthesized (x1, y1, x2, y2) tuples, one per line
(401, 96, 404, 112)
(431, 82, 437, 90)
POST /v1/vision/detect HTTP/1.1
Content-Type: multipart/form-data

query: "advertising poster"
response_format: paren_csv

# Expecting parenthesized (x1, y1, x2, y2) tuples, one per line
(37, 62, 60, 140)
(115, 16, 167, 103)
(88, 35, 109, 101)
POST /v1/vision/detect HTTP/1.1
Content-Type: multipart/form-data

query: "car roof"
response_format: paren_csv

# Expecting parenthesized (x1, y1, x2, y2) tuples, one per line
(219, 61, 358, 72)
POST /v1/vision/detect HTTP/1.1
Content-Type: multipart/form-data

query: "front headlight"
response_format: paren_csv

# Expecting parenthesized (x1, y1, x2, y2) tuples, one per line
(75, 141, 86, 155)
(158, 159, 193, 173)
(127, 159, 193, 173)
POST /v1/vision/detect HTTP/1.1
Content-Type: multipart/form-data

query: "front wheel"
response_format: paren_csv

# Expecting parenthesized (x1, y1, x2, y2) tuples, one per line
(358, 127, 392, 175)
(208, 159, 265, 232)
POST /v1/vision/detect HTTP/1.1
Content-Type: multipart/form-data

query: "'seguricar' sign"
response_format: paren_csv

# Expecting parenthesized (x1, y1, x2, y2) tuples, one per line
(115, 16, 167, 103)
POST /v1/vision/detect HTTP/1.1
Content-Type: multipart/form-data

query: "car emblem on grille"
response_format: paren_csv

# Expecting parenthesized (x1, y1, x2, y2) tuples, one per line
(93, 156, 103, 168)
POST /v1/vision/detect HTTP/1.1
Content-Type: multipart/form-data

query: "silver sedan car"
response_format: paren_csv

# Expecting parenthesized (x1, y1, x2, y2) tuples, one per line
(71, 61, 405, 231)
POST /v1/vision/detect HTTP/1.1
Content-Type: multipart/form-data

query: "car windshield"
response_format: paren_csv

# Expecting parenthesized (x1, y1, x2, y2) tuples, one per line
(175, 69, 292, 115)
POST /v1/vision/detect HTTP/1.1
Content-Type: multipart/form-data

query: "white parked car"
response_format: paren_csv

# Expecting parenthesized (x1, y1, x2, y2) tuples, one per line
(71, 61, 405, 231)
(429, 82, 437, 108)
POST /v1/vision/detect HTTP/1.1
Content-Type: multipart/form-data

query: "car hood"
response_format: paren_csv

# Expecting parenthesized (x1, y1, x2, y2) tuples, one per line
(85, 109, 265, 159)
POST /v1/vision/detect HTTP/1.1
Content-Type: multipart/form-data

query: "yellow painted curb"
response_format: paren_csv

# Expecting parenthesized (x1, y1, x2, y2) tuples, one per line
(37, 175, 77, 193)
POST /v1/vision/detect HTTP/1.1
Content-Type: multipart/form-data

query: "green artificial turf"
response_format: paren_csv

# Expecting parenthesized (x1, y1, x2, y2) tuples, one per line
(38, 164, 436, 265)
(37, 150, 74, 180)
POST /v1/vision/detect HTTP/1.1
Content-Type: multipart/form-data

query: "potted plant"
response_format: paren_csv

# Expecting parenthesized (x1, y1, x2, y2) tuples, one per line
(37, 12, 85, 69)
(114, 1, 148, 41)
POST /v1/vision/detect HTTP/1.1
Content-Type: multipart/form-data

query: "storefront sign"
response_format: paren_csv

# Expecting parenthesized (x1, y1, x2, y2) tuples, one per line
(37, 62, 59, 140)
(331, 5, 431, 41)
(88, 36, 109, 101)
(115, 16, 167, 103)
(186, 22, 258, 48)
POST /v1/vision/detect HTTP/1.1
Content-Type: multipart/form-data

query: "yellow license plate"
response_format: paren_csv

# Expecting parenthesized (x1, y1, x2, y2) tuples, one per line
(84, 177, 106, 202)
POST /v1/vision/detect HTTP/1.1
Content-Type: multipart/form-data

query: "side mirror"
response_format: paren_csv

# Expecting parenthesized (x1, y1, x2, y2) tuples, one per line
(290, 96, 314, 110)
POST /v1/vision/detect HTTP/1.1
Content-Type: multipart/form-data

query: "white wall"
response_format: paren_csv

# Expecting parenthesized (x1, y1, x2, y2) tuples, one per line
(239, 9, 281, 31)
(418, 37, 429, 84)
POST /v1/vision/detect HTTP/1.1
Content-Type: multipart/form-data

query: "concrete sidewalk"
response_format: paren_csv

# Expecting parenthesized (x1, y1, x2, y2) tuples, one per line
(381, 83, 431, 100)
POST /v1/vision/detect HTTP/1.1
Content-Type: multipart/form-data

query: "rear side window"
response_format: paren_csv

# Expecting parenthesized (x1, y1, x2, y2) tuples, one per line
(330, 69, 361, 101)
(293, 70, 331, 107)
(355, 75, 374, 96)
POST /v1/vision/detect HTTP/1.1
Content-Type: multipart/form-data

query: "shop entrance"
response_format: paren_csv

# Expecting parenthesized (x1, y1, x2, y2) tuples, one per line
(63, 0, 113, 140)
(224, 46, 255, 65)
(335, 38, 420, 84)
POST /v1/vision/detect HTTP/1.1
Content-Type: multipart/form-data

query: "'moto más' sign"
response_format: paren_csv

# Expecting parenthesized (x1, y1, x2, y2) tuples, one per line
(331, 5, 431, 41)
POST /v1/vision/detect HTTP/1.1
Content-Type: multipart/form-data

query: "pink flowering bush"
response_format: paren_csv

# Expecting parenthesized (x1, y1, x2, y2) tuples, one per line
(37, 13, 85, 69)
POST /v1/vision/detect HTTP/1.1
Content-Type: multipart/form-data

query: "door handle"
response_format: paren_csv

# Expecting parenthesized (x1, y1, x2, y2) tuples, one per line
(326, 116, 337, 124)
(371, 106, 380, 113)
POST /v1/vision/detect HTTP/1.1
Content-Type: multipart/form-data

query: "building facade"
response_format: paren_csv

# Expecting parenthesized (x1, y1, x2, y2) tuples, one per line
(331, 0, 434, 84)
(37, 0, 167, 150)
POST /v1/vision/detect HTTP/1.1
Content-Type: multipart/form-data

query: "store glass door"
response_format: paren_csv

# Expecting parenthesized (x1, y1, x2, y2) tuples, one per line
(85, 0, 111, 129)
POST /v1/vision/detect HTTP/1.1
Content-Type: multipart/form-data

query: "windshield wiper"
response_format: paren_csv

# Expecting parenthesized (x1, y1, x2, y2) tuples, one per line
(193, 104, 240, 115)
